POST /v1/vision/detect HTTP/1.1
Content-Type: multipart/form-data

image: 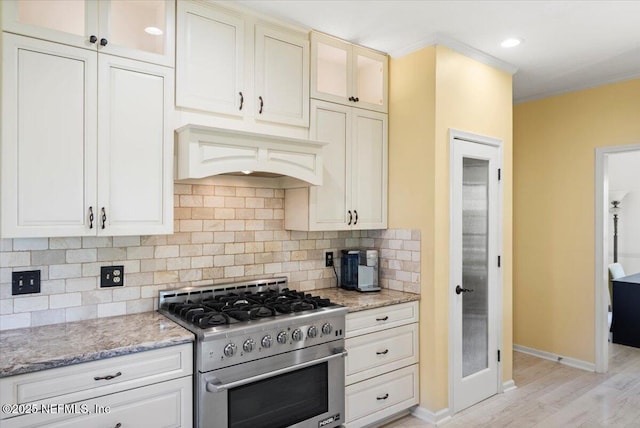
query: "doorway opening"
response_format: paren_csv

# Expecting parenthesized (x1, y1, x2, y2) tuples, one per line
(594, 144, 640, 373)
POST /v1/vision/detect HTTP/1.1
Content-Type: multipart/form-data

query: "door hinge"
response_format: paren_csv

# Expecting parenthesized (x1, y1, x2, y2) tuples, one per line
(498, 255, 501, 267)
(498, 168, 501, 181)
(498, 350, 501, 362)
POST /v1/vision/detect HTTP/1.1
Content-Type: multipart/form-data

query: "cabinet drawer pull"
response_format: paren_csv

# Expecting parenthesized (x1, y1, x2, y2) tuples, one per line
(376, 316, 389, 321)
(94, 371, 121, 381)
(89, 206, 94, 229)
(258, 96, 264, 114)
(239, 92, 244, 110)
(354, 210, 358, 225)
(376, 393, 389, 400)
(347, 210, 352, 225)
(114, 424, 122, 428)
(101, 207, 107, 229)
(376, 349, 389, 355)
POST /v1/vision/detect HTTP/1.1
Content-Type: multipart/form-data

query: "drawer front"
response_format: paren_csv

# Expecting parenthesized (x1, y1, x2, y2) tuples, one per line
(345, 323, 418, 385)
(345, 364, 418, 427)
(346, 301, 418, 337)
(0, 344, 192, 410)
(1, 376, 192, 428)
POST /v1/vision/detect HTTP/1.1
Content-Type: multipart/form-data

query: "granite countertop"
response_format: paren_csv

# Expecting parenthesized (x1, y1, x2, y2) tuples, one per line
(317, 288, 420, 312)
(0, 312, 194, 378)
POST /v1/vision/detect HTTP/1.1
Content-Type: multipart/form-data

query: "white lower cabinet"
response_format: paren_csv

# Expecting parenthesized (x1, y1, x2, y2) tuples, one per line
(0, 344, 193, 428)
(344, 302, 419, 427)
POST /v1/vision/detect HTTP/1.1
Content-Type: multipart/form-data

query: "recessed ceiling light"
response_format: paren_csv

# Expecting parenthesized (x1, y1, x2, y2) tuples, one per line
(144, 26, 163, 36)
(501, 38, 522, 48)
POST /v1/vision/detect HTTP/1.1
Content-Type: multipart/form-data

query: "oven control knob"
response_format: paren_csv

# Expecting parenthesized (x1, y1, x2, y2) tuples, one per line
(322, 323, 333, 335)
(224, 343, 237, 357)
(277, 331, 288, 344)
(292, 328, 304, 342)
(261, 335, 273, 348)
(243, 338, 255, 353)
(307, 325, 318, 338)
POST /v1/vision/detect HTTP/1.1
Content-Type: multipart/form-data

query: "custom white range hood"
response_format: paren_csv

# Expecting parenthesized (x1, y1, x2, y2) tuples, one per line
(175, 125, 326, 187)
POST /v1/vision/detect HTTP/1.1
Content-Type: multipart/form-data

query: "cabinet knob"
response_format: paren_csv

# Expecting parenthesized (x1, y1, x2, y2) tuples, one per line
(100, 38, 108, 47)
(89, 35, 98, 44)
(258, 96, 264, 114)
(347, 210, 352, 226)
(348, 96, 354, 102)
(239, 92, 244, 111)
(354, 97, 359, 102)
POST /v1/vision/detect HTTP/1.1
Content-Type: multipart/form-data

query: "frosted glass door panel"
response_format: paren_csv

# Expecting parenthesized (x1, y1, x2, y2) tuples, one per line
(461, 158, 489, 378)
(356, 55, 384, 107)
(18, 0, 86, 36)
(108, 0, 166, 55)
(316, 42, 348, 98)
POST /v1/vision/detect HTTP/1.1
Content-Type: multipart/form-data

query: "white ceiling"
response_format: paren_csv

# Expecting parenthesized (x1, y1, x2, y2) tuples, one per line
(236, 0, 640, 103)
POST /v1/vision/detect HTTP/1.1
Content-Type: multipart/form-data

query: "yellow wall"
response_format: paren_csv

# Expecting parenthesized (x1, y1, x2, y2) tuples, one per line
(513, 79, 640, 363)
(389, 45, 513, 412)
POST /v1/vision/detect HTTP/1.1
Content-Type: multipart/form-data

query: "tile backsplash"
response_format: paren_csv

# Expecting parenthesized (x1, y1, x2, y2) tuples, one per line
(0, 183, 420, 330)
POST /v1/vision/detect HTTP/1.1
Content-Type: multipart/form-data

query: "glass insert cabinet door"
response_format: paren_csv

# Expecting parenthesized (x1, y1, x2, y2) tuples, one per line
(3, 0, 175, 66)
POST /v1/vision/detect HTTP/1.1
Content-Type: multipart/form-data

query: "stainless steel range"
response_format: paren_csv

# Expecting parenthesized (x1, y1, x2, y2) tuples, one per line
(158, 277, 348, 428)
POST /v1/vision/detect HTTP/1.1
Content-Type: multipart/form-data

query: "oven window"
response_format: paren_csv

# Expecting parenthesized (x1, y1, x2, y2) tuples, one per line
(228, 362, 329, 428)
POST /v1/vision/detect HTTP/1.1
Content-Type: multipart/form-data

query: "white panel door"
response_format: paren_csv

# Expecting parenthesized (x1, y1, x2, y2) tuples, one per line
(351, 109, 387, 229)
(176, 1, 244, 115)
(309, 100, 350, 230)
(1, 34, 97, 238)
(97, 54, 173, 236)
(451, 136, 501, 413)
(255, 25, 309, 127)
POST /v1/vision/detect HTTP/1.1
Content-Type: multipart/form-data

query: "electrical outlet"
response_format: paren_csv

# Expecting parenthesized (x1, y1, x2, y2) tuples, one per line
(325, 251, 334, 267)
(12, 270, 41, 295)
(101, 265, 124, 287)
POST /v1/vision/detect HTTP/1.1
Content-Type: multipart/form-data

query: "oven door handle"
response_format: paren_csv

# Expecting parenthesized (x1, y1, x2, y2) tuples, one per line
(205, 349, 348, 393)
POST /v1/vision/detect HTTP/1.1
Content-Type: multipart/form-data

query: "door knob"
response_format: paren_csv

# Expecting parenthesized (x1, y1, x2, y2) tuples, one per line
(455, 285, 474, 295)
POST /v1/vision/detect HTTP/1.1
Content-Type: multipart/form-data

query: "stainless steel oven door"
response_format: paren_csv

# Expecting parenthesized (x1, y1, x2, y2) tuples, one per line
(198, 341, 346, 428)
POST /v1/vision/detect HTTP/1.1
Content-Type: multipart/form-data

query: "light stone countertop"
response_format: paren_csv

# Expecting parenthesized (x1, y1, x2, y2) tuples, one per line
(316, 288, 420, 312)
(0, 289, 417, 378)
(0, 312, 194, 378)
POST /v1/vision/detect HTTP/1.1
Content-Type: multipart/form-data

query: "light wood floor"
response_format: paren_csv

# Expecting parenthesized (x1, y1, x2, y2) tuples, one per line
(382, 343, 640, 428)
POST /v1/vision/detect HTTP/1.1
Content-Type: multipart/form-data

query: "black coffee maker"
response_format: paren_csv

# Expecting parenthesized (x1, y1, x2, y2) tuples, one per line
(340, 249, 380, 292)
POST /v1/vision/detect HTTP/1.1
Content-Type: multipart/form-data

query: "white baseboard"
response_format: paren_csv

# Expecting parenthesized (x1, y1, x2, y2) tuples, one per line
(513, 344, 595, 372)
(412, 406, 451, 426)
(502, 379, 517, 392)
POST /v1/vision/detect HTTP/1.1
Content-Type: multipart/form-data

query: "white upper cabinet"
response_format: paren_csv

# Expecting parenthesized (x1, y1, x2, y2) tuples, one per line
(176, 1, 310, 129)
(311, 31, 388, 113)
(1, 34, 97, 238)
(176, 1, 244, 116)
(1, 0, 175, 66)
(1, 32, 173, 238)
(254, 25, 309, 127)
(97, 55, 174, 236)
(285, 100, 387, 231)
